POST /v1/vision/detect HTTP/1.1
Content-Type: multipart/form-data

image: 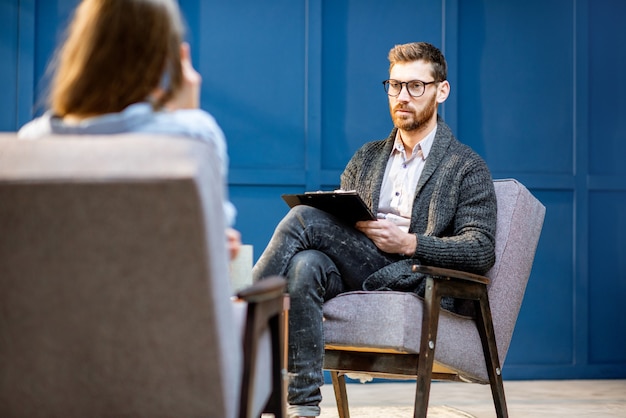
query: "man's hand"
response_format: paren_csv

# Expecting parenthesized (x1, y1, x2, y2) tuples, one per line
(355, 219, 417, 256)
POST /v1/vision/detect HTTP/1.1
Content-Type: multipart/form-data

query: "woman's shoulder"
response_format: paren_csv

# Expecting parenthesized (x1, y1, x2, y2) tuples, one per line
(147, 108, 225, 143)
(17, 113, 54, 139)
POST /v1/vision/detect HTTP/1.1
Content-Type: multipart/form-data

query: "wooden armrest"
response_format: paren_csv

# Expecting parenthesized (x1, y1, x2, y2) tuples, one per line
(412, 264, 490, 285)
(236, 275, 286, 303)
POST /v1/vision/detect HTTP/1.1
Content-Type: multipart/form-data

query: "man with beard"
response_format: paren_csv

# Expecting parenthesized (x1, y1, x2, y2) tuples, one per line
(252, 42, 497, 418)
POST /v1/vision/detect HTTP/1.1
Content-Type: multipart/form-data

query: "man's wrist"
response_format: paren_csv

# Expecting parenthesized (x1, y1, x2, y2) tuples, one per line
(402, 233, 418, 257)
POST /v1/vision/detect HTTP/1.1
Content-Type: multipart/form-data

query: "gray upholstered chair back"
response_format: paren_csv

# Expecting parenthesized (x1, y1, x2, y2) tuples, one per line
(422, 178, 545, 381)
(487, 179, 545, 364)
(0, 134, 240, 418)
(431, 178, 545, 381)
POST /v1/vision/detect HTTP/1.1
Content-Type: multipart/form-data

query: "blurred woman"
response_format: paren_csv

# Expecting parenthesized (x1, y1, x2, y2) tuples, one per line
(19, 0, 241, 258)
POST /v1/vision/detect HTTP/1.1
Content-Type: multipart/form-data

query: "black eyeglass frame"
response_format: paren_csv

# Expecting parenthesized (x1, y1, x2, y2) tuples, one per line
(382, 79, 440, 98)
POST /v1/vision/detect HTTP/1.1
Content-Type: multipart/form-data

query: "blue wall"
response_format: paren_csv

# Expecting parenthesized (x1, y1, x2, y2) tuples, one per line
(2, 0, 625, 379)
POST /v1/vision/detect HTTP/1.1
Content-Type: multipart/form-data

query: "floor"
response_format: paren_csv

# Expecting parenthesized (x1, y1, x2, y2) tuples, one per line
(314, 379, 626, 417)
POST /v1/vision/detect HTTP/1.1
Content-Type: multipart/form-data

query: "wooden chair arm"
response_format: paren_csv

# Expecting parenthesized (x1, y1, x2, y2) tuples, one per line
(236, 275, 286, 303)
(412, 264, 490, 285)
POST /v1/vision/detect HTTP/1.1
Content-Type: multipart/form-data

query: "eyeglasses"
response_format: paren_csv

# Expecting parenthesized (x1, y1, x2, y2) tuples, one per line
(382, 79, 439, 98)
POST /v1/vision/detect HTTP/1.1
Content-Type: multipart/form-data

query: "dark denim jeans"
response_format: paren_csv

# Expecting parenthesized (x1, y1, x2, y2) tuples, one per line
(252, 205, 398, 414)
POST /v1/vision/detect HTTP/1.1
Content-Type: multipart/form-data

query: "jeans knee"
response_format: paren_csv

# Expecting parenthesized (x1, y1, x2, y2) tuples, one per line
(286, 250, 335, 296)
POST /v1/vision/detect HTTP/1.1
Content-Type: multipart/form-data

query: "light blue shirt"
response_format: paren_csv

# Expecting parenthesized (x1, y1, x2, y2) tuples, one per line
(18, 102, 236, 226)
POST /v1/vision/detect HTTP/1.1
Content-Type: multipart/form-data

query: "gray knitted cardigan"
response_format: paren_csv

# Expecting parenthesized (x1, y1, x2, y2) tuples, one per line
(340, 116, 497, 298)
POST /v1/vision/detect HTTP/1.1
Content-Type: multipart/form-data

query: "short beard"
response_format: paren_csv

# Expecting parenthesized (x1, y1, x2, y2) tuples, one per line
(391, 94, 438, 132)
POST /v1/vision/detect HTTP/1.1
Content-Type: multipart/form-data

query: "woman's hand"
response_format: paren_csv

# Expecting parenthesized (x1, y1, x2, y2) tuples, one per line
(166, 42, 202, 110)
(226, 227, 242, 260)
(355, 219, 417, 256)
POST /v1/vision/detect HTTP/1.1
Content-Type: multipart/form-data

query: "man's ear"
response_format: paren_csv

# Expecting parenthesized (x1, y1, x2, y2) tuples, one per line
(436, 80, 450, 103)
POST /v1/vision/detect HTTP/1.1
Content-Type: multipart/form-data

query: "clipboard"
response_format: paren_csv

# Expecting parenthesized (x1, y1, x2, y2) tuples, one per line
(281, 190, 375, 224)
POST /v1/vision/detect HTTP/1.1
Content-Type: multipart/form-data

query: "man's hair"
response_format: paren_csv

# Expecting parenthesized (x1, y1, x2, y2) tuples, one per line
(388, 42, 447, 82)
(49, 0, 185, 117)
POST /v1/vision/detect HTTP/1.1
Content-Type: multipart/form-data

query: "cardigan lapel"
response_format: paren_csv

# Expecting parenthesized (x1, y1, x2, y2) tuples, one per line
(414, 116, 454, 197)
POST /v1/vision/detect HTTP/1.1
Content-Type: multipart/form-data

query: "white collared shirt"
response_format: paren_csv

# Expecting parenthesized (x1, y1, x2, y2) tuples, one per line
(378, 126, 437, 232)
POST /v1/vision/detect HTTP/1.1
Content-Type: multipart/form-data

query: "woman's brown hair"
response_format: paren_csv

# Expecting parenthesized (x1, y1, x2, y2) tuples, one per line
(50, 0, 184, 117)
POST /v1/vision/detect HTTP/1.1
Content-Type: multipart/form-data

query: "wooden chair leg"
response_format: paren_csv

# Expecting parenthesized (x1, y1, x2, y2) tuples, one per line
(330, 371, 350, 418)
(240, 303, 259, 418)
(262, 295, 289, 418)
(414, 277, 442, 418)
(262, 312, 287, 418)
(238, 282, 288, 418)
(475, 291, 509, 418)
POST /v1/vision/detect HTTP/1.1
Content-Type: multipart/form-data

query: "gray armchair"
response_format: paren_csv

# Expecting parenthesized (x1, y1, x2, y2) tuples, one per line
(0, 134, 286, 418)
(323, 179, 545, 418)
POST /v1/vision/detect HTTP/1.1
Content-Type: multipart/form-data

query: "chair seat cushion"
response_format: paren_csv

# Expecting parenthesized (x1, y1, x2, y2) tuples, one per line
(323, 291, 490, 382)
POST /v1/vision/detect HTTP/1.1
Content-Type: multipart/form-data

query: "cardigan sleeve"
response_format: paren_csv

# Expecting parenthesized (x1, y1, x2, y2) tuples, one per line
(413, 157, 497, 274)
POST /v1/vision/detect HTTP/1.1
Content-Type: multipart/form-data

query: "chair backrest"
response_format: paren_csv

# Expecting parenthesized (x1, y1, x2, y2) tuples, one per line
(487, 179, 545, 365)
(0, 134, 240, 418)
